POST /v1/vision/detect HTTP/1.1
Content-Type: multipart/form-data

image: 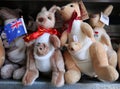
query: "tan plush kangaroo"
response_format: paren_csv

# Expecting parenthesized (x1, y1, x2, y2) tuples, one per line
(0, 37, 5, 68)
(89, 5, 117, 68)
(59, 1, 119, 84)
(23, 6, 65, 87)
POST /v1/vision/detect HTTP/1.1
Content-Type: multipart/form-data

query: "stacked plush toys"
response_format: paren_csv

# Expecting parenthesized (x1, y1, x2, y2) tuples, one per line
(58, 1, 119, 84)
(0, 0, 119, 88)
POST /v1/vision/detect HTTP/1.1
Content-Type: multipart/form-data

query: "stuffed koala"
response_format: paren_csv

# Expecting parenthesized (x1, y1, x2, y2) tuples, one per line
(89, 5, 117, 68)
(0, 7, 26, 79)
(23, 5, 65, 87)
(59, 1, 119, 84)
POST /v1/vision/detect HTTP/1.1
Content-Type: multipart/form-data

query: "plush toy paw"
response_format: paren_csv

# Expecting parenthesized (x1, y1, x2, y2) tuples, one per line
(13, 66, 26, 80)
(65, 70, 81, 84)
(1, 64, 14, 79)
(97, 66, 119, 82)
(1, 64, 19, 79)
(22, 69, 39, 85)
(50, 35, 60, 48)
(52, 71, 64, 87)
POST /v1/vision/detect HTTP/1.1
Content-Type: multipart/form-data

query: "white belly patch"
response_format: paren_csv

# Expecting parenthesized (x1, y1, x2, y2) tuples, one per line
(34, 33, 55, 72)
(69, 20, 96, 77)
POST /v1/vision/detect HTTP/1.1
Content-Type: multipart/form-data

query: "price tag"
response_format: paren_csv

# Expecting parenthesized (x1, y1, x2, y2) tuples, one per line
(100, 12, 109, 25)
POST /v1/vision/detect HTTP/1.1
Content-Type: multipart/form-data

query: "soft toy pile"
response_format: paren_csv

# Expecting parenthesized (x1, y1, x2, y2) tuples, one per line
(58, 0, 119, 84)
(0, 0, 119, 88)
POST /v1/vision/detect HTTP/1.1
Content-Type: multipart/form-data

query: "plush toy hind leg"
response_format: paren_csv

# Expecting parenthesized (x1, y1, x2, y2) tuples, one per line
(117, 45, 120, 71)
(51, 49, 65, 87)
(22, 45, 39, 85)
(50, 35, 65, 87)
(63, 50, 81, 84)
(0, 37, 5, 68)
(107, 49, 117, 68)
(101, 35, 117, 68)
(89, 42, 119, 82)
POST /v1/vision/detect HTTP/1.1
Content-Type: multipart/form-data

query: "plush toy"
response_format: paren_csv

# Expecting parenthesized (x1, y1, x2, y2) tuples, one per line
(23, 5, 65, 87)
(0, 7, 26, 79)
(89, 5, 117, 68)
(0, 37, 5, 68)
(117, 45, 120, 71)
(58, 1, 119, 84)
(0, 20, 5, 68)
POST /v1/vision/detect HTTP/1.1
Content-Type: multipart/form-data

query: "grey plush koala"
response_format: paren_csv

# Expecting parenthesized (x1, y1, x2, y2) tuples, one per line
(0, 7, 26, 80)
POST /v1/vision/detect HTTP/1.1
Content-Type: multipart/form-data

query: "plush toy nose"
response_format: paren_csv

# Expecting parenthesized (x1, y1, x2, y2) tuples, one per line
(38, 17, 44, 22)
(69, 47, 74, 51)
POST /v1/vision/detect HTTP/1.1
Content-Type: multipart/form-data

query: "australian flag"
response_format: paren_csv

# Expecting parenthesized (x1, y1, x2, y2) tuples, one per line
(4, 18, 27, 43)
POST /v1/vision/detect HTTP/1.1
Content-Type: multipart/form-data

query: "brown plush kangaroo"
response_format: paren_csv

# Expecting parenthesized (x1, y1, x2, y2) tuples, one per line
(22, 6, 65, 87)
(58, 1, 119, 84)
(89, 5, 117, 68)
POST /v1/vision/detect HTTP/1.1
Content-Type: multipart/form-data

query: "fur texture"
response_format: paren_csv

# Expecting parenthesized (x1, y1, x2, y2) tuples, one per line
(89, 5, 117, 68)
(23, 6, 65, 87)
(59, 1, 119, 84)
(0, 7, 26, 80)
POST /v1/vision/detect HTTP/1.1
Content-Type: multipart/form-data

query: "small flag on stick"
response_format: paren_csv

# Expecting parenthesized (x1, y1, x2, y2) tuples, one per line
(4, 18, 27, 43)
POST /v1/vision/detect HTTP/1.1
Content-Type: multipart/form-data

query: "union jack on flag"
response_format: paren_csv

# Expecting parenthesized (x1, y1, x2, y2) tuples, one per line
(4, 18, 27, 43)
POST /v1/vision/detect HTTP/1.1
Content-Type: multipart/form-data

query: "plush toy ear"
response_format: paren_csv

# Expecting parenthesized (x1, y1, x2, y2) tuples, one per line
(49, 5, 59, 13)
(103, 5, 113, 16)
(79, 0, 89, 20)
(41, 7, 47, 12)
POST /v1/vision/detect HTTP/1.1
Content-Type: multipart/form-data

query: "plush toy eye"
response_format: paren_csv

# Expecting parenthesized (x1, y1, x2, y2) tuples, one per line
(70, 4, 74, 7)
(48, 16, 52, 20)
(36, 43, 41, 46)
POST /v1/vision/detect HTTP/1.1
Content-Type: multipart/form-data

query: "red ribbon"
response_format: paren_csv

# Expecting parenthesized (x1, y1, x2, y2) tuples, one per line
(23, 26, 58, 42)
(66, 11, 82, 33)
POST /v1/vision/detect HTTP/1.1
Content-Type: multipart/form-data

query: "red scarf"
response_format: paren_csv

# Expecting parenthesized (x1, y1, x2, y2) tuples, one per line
(66, 11, 82, 33)
(24, 26, 58, 42)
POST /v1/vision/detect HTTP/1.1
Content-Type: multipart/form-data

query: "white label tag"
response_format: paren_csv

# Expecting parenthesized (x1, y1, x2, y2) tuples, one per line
(73, 35, 78, 42)
(100, 12, 109, 25)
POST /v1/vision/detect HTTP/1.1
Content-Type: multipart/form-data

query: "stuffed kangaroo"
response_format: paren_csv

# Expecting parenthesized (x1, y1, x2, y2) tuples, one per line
(59, 1, 119, 84)
(89, 5, 117, 68)
(23, 6, 65, 87)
